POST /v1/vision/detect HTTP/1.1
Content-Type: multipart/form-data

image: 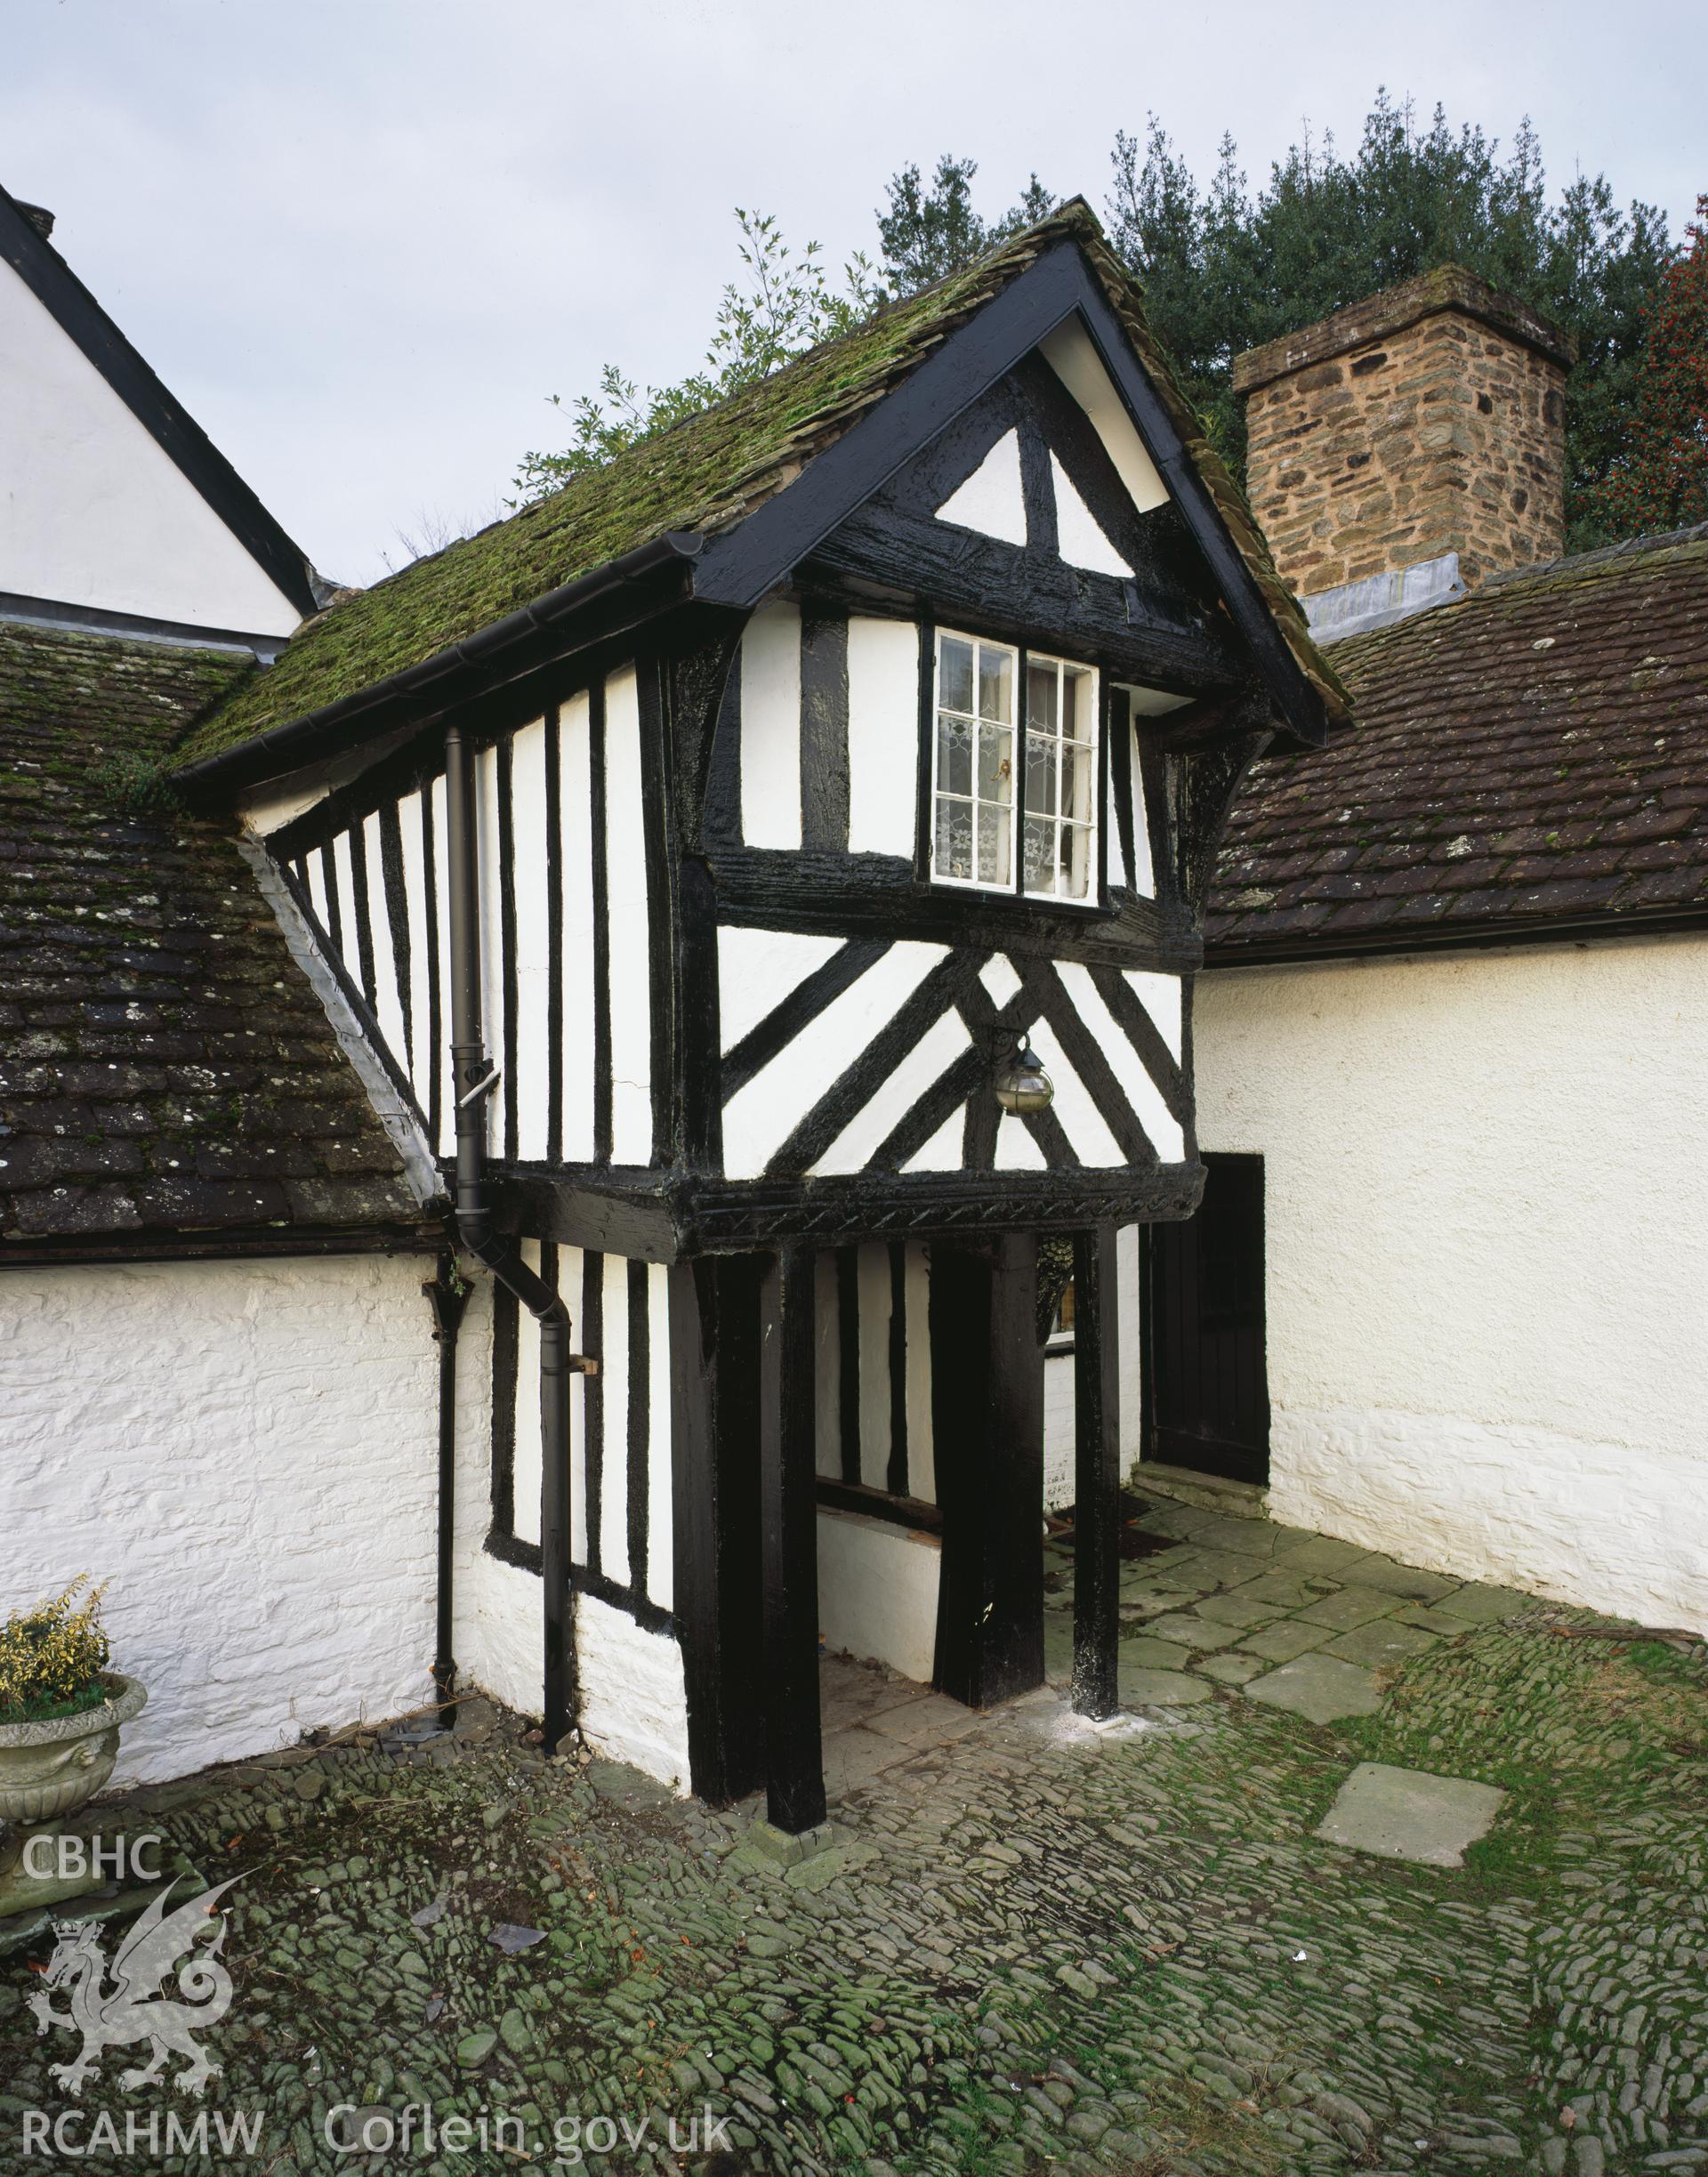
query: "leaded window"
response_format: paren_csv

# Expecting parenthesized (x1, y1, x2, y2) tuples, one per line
(931, 630, 1098, 902)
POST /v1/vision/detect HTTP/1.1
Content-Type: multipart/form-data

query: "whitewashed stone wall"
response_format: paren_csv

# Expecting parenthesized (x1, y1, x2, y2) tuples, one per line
(0, 1254, 440, 1786)
(1195, 935, 1708, 1635)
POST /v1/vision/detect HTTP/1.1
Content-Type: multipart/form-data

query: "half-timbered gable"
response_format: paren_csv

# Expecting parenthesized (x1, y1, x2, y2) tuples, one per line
(171, 198, 1347, 1823)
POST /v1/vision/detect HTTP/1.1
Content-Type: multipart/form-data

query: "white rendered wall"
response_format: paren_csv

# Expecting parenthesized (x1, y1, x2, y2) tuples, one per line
(1195, 937, 1708, 1634)
(816, 1507, 940, 1683)
(0, 1255, 439, 1786)
(0, 257, 301, 635)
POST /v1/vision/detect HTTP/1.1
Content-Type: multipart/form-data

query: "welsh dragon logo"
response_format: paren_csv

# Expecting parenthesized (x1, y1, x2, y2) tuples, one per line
(28, 1875, 242, 2098)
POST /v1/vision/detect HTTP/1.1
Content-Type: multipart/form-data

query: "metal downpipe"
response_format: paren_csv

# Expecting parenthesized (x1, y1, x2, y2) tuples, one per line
(444, 716, 585, 1754)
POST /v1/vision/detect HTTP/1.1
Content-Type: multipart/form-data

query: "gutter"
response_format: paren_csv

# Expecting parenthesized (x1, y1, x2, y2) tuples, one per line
(444, 715, 593, 1755)
(173, 531, 703, 796)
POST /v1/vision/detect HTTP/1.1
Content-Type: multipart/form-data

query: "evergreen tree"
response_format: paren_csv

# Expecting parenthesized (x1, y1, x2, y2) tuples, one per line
(511, 93, 1679, 552)
(1580, 196, 1708, 536)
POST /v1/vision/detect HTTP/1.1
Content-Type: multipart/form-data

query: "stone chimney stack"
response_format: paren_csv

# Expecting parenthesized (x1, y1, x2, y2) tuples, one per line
(1232, 266, 1575, 610)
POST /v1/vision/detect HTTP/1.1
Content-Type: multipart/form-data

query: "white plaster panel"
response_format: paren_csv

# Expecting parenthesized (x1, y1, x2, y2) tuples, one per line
(814, 1250, 842, 1478)
(846, 616, 922, 857)
(1024, 1017, 1124, 1167)
(739, 601, 802, 849)
(330, 828, 361, 994)
(1195, 937, 1708, 1634)
(559, 692, 597, 1164)
(903, 1243, 934, 1503)
(645, 1262, 674, 1612)
(1038, 319, 1168, 512)
(721, 940, 948, 1179)
(979, 954, 1023, 1010)
(936, 428, 1027, 544)
(717, 927, 842, 1053)
(0, 1256, 439, 1786)
(604, 667, 653, 1165)
(0, 257, 301, 634)
(1057, 960, 1185, 1163)
(1051, 453, 1130, 577)
(305, 845, 331, 934)
(1127, 729, 1156, 897)
(902, 1108, 963, 1172)
(811, 1007, 971, 1174)
(1117, 1223, 1142, 1469)
(511, 1238, 544, 1546)
(362, 810, 407, 1072)
(599, 1250, 631, 1585)
(1043, 1349, 1076, 1511)
(573, 1593, 689, 1788)
(397, 788, 434, 1103)
(510, 719, 552, 1160)
(995, 1114, 1046, 1169)
(1124, 968, 1182, 1061)
(816, 1508, 940, 1683)
(430, 773, 455, 1157)
(476, 745, 505, 1156)
(856, 1242, 892, 1490)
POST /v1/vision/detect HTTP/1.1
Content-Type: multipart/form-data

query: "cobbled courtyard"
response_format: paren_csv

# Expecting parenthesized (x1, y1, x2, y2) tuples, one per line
(4, 1484, 1706, 2177)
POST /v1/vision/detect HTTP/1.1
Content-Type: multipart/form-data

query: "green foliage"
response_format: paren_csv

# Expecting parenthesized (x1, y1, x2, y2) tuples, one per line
(88, 747, 186, 815)
(0, 1576, 113, 1726)
(511, 93, 1679, 552)
(512, 210, 884, 503)
(875, 154, 1053, 294)
(1103, 90, 1676, 544)
(1579, 196, 1708, 538)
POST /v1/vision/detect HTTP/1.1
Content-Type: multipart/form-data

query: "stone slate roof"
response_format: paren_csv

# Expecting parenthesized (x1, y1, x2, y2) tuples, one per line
(175, 198, 1345, 769)
(0, 621, 428, 1245)
(1208, 525, 1708, 959)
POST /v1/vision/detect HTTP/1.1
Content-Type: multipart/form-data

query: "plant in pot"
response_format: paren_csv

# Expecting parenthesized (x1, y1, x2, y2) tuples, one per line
(0, 1579, 147, 1913)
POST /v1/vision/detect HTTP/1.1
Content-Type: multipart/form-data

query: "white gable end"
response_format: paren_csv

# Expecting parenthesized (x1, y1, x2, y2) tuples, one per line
(934, 427, 1027, 545)
(0, 257, 302, 635)
(1050, 453, 1132, 578)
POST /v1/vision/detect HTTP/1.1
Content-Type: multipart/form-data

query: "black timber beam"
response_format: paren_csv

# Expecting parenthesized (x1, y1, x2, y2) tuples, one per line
(931, 1232, 1045, 1709)
(758, 1245, 827, 1833)
(1070, 1224, 1122, 1718)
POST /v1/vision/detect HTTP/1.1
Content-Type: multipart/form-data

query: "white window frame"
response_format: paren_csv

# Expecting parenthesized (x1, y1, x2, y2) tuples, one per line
(1019, 650, 1100, 904)
(927, 628, 1100, 906)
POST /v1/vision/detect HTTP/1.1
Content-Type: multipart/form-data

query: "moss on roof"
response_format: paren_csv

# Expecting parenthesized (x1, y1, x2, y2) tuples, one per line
(178, 200, 1343, 770)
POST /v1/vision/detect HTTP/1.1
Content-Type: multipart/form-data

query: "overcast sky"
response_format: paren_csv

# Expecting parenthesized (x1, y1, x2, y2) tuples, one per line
(5, 0, 1701, 588)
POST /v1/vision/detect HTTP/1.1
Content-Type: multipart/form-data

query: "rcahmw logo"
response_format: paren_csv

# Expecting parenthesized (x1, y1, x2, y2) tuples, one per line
(26, 1874, 244, 2101)
(20, 2108, 264, 2160)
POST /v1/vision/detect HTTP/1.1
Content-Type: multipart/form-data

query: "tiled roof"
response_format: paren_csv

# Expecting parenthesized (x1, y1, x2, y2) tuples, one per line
(0, 621, 428, 1244)
(1208, 526, 1708, 958)
(175, 199, 1344, 769)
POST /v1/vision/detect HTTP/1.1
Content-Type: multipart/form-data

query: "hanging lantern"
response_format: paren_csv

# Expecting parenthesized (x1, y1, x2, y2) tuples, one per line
(993, 1039, 1053, 1115)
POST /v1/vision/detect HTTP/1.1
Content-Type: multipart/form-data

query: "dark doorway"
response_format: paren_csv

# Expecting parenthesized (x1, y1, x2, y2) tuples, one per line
(1142, 1152, 1270, 1486)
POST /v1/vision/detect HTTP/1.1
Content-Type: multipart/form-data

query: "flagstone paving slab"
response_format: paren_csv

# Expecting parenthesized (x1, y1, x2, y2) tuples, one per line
(1117, 1634, 1199, 1670)
(1143, 1613, 1245, 1653)
(1433, 1581, 1535, 1624)
(1272, 1534, 1374, 1576)
(1315, 1761, 1507, 1867)
(1294, 1584, 1405, 1630)
(1194, 1591, 1289, 1629)
(1116, 1665, 1215, 1706)
(1237, 1616, 1337, 1661)
(1229, 1569, 1341, 1611)
(1198, 1650, 1269, 1686)
(1191, 1513, 1285, 1557)
(1245, 1652, 1384, 1723)
(1323, 1617, 1443, 1670)
(1344, 1556, 1466, 1602)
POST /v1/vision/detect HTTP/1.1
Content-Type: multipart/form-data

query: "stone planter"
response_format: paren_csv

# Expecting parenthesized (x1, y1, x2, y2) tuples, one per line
(0, 1676, 148, 1827)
